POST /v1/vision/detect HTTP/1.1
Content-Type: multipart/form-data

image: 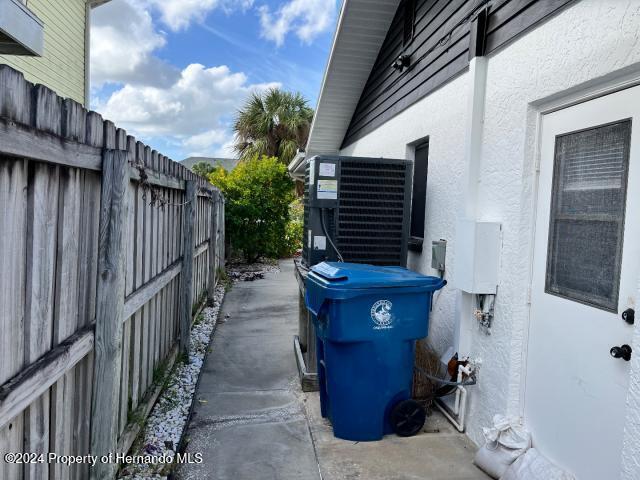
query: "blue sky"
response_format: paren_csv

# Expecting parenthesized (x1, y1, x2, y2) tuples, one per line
(90, 0, 339, 160)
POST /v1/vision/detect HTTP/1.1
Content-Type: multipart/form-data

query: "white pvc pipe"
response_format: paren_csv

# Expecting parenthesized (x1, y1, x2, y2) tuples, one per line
(454, 370, 463, 415)
(454, 364, 473, 416)
(436, 363, 473, 433)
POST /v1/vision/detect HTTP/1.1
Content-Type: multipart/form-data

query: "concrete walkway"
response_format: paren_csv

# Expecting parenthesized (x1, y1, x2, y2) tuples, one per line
(176, 260, 319, 480)
(177, 260, 489, 480)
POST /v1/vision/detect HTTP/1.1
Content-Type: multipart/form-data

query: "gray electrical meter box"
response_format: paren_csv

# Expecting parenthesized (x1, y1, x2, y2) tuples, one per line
(431, 239, 446, 273)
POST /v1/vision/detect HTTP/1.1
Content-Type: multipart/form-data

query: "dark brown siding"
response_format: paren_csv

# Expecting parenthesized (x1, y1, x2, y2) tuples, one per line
(485, 0, 576, 53)
(341, 0, 575, 148)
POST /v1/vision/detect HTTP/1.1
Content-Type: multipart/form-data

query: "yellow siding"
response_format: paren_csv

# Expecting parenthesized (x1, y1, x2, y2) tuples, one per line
(0, 0, 87, 104)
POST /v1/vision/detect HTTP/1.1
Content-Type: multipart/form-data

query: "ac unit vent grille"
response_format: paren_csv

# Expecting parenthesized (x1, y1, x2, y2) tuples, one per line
(337, 158, 410, 266)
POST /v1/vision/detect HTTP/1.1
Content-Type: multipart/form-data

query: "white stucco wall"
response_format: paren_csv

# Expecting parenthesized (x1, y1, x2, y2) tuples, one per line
(339, 1, 640, 475)
(340, 72, 470, 360)
(480, 3, 640, 473)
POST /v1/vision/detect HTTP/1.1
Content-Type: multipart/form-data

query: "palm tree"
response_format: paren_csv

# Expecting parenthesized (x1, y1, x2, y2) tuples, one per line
(233, 88, 314, 165)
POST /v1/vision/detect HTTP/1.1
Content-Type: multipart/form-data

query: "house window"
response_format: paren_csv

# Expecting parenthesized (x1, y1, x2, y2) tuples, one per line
(545, 120, 631, 312)
(410, 141, 428, 245)
(403, 0, 416, 47)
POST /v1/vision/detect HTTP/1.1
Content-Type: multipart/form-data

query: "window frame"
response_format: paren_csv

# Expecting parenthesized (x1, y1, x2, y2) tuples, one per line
(544, 118, 632, 313)
(408, 139, 429, 251)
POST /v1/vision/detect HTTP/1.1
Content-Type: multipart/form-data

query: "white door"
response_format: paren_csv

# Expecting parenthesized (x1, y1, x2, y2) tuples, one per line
(525, 85, 640, 480)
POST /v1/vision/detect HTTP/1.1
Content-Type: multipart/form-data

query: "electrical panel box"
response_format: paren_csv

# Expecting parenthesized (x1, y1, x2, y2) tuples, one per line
(452, 220, 501, 294)
(302, 155, 413, 268)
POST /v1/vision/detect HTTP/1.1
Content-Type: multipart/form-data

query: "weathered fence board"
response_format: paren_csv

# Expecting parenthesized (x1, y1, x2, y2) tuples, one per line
(180, 181, 196, 356)
(119, 320, 130, 435)
(0, 327, 94, 428)
(0, 64, 224, 480)
(0, 119, 103, 171)
(208, 193, 219, 306)
(73, 354, 94, 480)
(0, 159, 27, 386)
(78, 171, 101, 329)
(123, 261, 182, 320)
(129, 311, 142, 411)
(91, 150, 129, 480)
(0, 415, 23, 479)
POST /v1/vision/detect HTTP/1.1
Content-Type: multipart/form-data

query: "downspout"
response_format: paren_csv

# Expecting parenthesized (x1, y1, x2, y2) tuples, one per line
(454, 12, 489, 360)
(441, 8, 490, 433)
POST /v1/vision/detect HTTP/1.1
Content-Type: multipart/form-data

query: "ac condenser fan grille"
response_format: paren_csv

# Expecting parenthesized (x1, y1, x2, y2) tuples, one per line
(337, 159, 409, 266)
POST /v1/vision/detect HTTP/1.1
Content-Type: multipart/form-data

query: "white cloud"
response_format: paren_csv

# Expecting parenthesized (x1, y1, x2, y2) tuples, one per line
(185, 137, 236, 159)
(91, 0, 318, 159)
(146, 0, 254, 32)
(91, 0, 179, 87)
(259, 0, 336, 46)
(98, 63, 279, 157)
(91, 0, 256, 83)
(183, 129, 229, 150)
(212, 136, 238, 158)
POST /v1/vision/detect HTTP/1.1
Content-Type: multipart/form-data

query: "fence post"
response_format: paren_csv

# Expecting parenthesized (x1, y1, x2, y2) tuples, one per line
(207, 191, 218, 306)
(90, 150, 129, 480)
(219, 198, 226, 265)
(180, 181, 196, 357)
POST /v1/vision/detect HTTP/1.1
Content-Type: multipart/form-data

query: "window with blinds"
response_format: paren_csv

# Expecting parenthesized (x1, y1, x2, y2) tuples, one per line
(545, 120, 632, 312)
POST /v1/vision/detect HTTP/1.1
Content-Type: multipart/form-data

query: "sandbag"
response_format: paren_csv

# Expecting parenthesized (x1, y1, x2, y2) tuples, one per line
(501, 448, 575, 480)
(473, 415, 531, 479)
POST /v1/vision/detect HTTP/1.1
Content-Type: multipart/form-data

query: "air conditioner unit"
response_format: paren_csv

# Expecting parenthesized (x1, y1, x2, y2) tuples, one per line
(302, 155, 412, 267)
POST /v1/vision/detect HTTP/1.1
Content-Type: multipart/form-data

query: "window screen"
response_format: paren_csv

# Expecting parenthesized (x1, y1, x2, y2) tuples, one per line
(545, 120, 631, 312)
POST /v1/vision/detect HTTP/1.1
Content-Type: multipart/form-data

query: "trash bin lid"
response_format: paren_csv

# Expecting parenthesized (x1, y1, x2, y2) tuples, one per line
(310, 262, 444, 290)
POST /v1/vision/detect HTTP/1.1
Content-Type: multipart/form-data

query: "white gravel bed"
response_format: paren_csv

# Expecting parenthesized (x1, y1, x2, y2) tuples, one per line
(118, 285, 225, 480)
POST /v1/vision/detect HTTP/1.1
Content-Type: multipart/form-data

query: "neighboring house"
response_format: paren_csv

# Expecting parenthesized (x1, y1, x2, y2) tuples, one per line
(0, 0, 110, 105)
(181, 156, 239, 173)
(294, 1, 640, 479)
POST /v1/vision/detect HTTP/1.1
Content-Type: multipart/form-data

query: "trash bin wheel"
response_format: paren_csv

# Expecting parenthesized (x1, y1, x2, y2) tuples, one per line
(390, 399, 426, 437)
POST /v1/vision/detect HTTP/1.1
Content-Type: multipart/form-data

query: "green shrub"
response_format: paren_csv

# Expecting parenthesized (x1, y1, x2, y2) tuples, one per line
(209, 156, 295, 262)
(283, 199, 303, 257)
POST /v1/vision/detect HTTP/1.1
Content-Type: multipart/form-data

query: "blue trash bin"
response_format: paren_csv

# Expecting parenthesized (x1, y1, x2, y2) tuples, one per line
(305, 262, 446, 441)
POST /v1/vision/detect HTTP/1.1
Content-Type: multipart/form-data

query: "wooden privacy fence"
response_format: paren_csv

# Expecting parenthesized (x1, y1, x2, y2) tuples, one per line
(0, 65, 225, 480)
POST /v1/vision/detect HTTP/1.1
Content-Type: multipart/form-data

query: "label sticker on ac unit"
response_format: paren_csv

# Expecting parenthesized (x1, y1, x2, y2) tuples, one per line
(317, 179, 338, 199)
(313, 236, 326, 250)
(319, 163, 336, 177)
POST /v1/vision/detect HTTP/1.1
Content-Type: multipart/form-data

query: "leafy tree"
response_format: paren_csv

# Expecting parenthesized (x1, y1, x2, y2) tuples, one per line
(233, 88, 314, 165)
(191, 161, 216, 178)
(209, 156, 296, 262)
(284, 198, 303, 255)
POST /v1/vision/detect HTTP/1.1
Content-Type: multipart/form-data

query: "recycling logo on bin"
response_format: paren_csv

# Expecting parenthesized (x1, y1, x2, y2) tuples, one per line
(371, 300, 393, 330)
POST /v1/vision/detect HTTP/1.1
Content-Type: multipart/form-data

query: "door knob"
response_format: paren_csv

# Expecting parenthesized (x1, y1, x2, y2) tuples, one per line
(610, 344, 632, 361)
(622, 308, 635, 325)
